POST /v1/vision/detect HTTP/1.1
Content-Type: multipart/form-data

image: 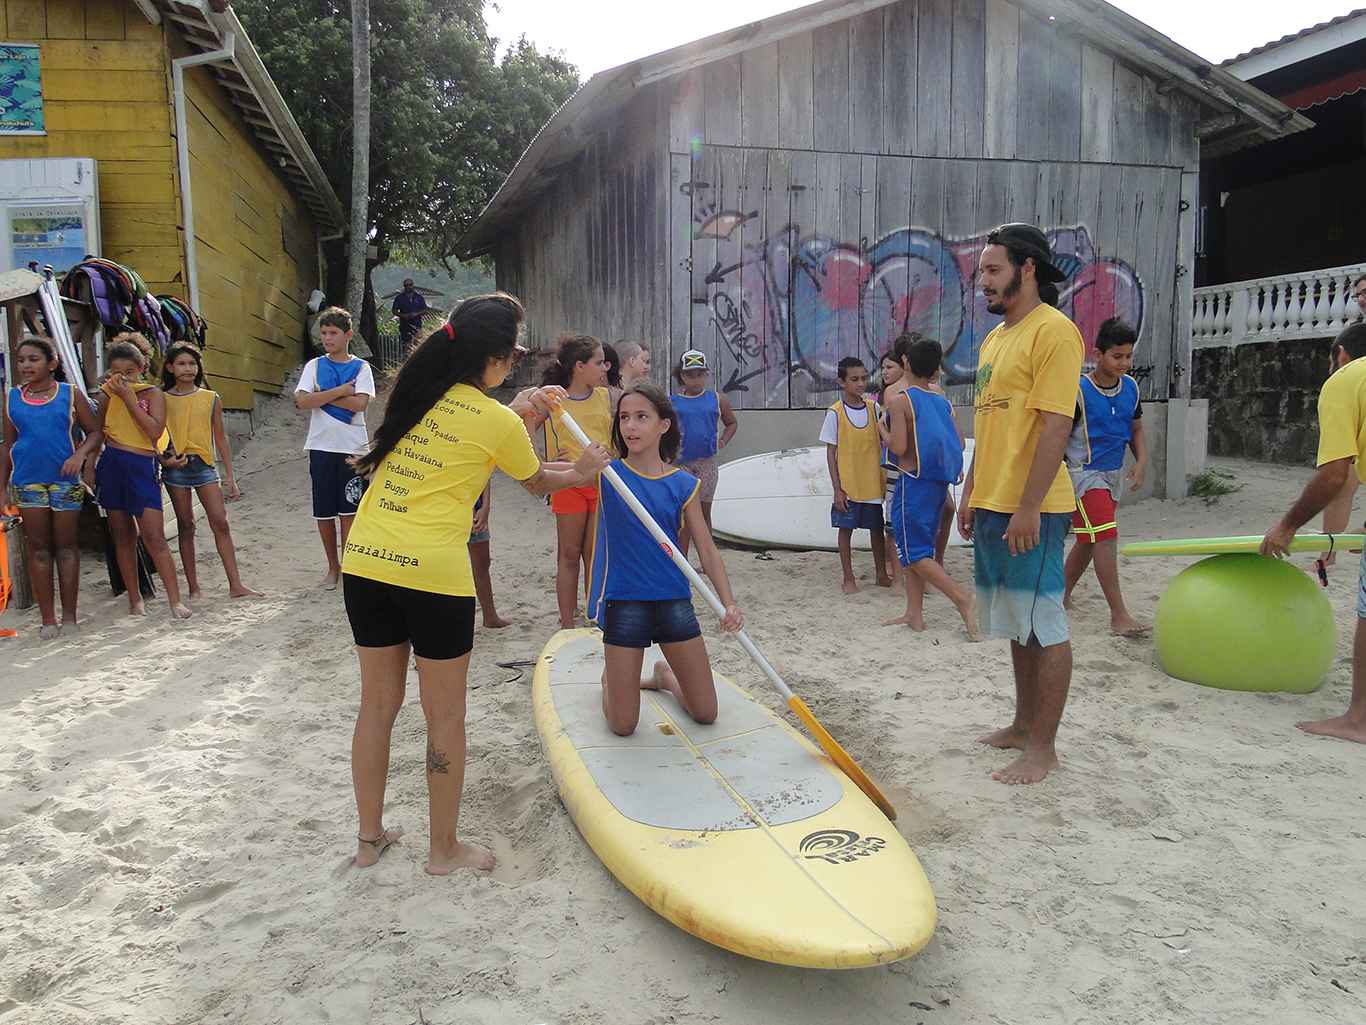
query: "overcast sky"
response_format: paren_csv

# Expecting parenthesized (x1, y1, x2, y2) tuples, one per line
(485, 0, 1354, 76)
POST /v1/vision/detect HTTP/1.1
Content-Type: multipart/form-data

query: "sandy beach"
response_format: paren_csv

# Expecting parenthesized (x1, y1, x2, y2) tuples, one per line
(2, 387, 1364, 1025)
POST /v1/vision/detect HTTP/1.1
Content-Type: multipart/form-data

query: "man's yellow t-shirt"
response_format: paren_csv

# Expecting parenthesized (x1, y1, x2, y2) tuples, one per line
(970, 302, 1085, 515)
(1315, 355, 1366, 480)
(342, 383, 541, 596)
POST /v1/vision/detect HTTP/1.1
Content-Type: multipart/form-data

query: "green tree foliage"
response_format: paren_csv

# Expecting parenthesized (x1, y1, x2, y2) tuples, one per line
(234, 0, 577, 266)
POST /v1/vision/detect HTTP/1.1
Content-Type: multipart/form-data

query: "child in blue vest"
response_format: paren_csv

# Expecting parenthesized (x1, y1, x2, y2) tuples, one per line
(0, 335, 102, 637)
(294, 307, 375, 590)
(672, 349, 737, 557)
(1063, 318, 1148, 636)
(588, 381, 744, 737)
(883, 338, 977, 637)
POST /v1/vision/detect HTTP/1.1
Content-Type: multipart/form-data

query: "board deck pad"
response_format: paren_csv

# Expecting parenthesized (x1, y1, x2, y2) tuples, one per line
(534, 630, 937, 968)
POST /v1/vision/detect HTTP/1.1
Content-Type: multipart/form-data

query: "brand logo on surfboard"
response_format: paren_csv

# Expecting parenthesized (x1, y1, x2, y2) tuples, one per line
(798, 829, 886, 865)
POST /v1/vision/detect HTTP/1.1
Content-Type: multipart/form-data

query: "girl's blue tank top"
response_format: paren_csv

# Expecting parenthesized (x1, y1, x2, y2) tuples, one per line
(587, 460, 700, 622)
(7, 383, 79, 486)
(906, 387, 962, 484)
(673, 390, 720, 462)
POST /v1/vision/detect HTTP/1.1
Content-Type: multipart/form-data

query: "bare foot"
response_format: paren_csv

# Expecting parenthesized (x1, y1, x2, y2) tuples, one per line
(189, 587, 204, 600)
(38, 623, 61, 640)
(977, 725, 1028, 750)
(841, 579, 859, 595)
(882, 613, 926, 631)
(1110, 614, 1148, 638)
(426, 840, 496, 875)
(230, 586, 265, 599)
(875, 575, 894, 588)
(61, 618, 79, 634)
(992, 747, 1058, 785)
(482, 614, 512, 629)
(170, 604, 193, 620)
(1296, 715, 1366, 744)
(321, 569, 340, 591)
(354, 827, 404, 867)
(128, 602, 146, 618)
(956, 597, 981, 641)
(642, 660, 687, 705)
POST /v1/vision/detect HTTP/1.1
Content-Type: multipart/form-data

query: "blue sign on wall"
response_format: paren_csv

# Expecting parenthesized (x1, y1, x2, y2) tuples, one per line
(0, 44, 44, 135)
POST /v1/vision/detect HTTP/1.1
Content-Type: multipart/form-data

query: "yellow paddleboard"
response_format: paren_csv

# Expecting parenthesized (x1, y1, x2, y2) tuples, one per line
(532, 629, 937, 969)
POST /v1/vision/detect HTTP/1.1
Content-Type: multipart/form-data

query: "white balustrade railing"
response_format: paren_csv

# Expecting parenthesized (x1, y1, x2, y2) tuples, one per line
(1192, 262, 1366, 349)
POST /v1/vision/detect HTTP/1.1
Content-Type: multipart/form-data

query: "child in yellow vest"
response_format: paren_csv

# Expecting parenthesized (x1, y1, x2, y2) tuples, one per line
(822, 357, 892, 594)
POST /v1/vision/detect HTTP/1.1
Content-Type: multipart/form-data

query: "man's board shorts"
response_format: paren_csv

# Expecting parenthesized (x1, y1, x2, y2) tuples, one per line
(343, 573, 475, 660)
(973, 509, 1070, 647)
(551, 484, 599, 516)
(679, 457, 719, 503)
(96, 447, 162, 516)
(162, 454, 220, 489)
(601, 597, 702, 649)
(12, 480, 84, 512)
(310, 449, 366, 519)
(1072, 488, 1118, 543)
(1356, 542, 1366, 619)
(890, 475, 948, 567)
(831, 500, 884, 532)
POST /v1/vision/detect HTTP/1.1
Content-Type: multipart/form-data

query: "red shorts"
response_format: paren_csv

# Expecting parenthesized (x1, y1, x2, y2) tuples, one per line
(1072, 488, 1118, 543)
(551, 484, 599, 516)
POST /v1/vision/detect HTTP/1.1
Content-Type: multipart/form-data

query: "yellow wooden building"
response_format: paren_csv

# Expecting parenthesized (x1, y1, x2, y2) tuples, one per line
(0, 0, 343, 409)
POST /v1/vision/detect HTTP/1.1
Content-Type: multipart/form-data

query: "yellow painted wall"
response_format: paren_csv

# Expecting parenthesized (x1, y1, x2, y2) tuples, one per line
(0, 0, 322, 409)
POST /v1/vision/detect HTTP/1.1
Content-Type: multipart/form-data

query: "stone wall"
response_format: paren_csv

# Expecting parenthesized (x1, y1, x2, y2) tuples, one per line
(1191, 337, 1333, 464)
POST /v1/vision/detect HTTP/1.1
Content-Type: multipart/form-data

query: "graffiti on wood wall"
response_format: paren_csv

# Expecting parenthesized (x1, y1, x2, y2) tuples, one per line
(694, 217, 1146, 403)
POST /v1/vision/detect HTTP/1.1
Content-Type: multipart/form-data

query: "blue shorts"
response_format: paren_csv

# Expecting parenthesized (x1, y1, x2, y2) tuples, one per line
(11, 480, 84, 512)
(831, 501, 884, 532)
(891, 475, 949, 566)
(96, 446, 162, 516)
(1356, 545, 1366, 619)
(973, 509, 1071, 647)
(310, 449, 366, 519)
(601, 598, 702, 649)
(162, 454, 220, 489)
(468, 530, 491, 545)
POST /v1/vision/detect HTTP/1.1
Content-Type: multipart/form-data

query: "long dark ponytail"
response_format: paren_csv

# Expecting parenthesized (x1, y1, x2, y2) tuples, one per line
(353, 292, 524, 476)
(540, 333, 601, 387)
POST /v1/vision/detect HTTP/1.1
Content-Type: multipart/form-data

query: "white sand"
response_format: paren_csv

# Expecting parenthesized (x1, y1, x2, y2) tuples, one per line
(2, 390, 1364, 1025)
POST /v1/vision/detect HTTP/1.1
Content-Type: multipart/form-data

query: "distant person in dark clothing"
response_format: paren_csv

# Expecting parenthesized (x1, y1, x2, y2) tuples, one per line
(392, 279, 430, 350)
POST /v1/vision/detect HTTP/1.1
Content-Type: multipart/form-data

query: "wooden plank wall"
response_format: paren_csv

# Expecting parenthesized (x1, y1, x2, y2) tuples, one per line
(0, 1, 322, 409)
(0, 1, 182, 301)
(181, 45, 319, 409)
(504, 84, 668, 363)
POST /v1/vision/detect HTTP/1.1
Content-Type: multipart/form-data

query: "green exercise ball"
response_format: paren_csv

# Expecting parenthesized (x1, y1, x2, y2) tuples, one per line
(1153, 553, 1335, 693)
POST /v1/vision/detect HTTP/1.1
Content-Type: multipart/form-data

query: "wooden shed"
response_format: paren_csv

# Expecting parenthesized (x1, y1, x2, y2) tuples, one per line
(0, 0, 343, 410)
(459, 0, 1309, 496)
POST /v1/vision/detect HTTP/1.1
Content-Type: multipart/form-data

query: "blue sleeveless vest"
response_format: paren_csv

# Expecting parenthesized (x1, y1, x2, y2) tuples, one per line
(7, 383, 79, 486)
(1077, 375, 1139, 472)
(674, 390, 720, 462)
(906, 387, 962, 484)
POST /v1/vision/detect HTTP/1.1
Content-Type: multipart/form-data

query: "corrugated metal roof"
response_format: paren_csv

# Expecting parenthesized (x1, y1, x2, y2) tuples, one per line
(1223, 8, 1366, 65)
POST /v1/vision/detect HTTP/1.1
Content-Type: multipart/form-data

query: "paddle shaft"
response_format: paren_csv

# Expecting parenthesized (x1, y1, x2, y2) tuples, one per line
(553, 407, 796, 703)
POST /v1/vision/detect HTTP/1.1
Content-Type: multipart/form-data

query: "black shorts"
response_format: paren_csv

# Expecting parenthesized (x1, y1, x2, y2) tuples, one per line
(310, 449, 366, 519)
(342, 574, 475, 660)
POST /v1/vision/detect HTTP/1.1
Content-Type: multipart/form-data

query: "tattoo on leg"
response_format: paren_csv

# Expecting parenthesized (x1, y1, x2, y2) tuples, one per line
(426, 743, 450, 775)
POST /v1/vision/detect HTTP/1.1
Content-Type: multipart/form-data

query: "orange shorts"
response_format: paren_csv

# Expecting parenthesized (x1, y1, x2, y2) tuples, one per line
(1072, 488, 1118, 543)
(551, 484, 599, 516)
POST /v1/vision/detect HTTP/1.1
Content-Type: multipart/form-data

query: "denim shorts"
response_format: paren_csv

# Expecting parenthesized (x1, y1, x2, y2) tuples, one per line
(831, 500, 884, 531)
(162, 454, 220, 488)
(601, 598, 702, 649)
(12, 480, 84, 512)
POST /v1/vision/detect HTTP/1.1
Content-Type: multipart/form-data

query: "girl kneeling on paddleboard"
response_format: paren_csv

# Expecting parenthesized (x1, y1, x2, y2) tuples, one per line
(587, 381, 744, 736)
(341, 294, 610, 875)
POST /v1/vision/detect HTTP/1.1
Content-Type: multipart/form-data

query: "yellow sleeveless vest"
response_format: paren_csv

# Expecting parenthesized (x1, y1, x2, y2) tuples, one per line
(164, 388, 218, 463)
(545, 387, 612, 462)
(831, 398, 884, 502)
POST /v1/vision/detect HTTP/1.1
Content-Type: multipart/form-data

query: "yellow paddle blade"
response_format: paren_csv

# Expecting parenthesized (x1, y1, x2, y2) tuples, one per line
(788, 695, 897, 821)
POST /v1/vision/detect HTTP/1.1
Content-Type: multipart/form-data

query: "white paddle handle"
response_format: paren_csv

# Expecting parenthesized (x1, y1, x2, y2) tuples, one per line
(554, 405, 796, 703)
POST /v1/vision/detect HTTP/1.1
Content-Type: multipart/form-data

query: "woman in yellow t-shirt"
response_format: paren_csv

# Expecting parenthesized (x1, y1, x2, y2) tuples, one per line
(341, 294, 610, 876)
(527, 334, 613, 629)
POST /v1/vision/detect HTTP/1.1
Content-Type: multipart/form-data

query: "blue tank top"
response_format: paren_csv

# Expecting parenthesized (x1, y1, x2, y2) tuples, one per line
(587, 460, 700, 620)
(7, 383, 79, 486)
(1077, 375, 1139, 472)
(906, 387, 962, 484)
(673, 389, 720, 462)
